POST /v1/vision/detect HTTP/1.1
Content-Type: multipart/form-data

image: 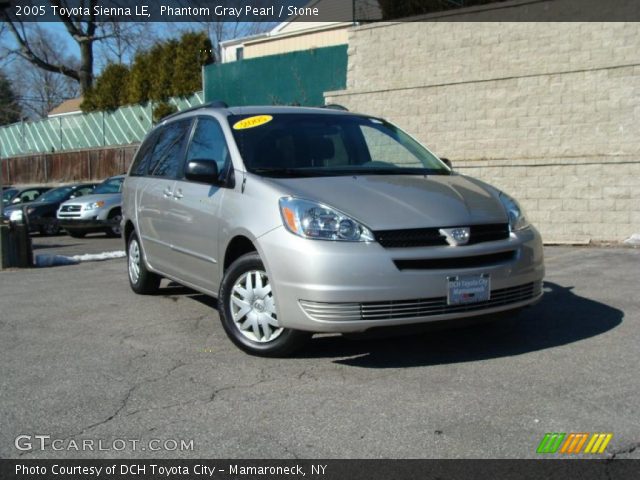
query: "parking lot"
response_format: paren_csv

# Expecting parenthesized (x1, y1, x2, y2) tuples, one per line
(0, 235, 638, 459)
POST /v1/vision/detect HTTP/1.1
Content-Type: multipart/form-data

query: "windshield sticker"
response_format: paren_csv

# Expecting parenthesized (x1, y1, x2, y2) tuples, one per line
(233, 115, 273, 130)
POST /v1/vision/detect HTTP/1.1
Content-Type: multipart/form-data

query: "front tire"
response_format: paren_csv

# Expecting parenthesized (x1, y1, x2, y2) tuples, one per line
(106, 210, 122, 237)
(66, 230, 86, 238)
(218, 252, 309, 357)
(127, 232, 160, 295)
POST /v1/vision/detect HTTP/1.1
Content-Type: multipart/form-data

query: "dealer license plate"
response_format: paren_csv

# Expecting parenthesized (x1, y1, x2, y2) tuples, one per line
(447, 274, 490, 305)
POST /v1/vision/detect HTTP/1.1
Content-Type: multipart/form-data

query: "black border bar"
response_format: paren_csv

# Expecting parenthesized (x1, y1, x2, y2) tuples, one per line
(1, 459, 639, 480)
(2, 0, 640, 22)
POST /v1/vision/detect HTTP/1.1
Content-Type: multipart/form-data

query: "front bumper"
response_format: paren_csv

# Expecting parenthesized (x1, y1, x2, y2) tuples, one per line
(58, 218, 116, 230)
(258, 226, 545, 332)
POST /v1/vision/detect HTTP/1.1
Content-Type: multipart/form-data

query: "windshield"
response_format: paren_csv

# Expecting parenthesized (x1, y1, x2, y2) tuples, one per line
(228, 113, 449, 177)
(2, 188, 17, 203)
(93, 177, 123, 194)
(36, 186, 73, 203)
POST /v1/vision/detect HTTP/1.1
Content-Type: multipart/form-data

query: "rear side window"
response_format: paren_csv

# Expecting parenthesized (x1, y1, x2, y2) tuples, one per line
(20, 189, 43, 202)
(148, 120, 191, 178)
(129, 132, 158, 176)
(185, 117, 230, 176)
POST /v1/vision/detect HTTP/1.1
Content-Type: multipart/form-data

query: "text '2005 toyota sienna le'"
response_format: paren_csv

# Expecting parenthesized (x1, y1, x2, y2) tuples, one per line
(122, 103, 544, 356)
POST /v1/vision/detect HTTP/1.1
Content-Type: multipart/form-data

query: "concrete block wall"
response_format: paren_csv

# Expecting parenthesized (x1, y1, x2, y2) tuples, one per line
(326, 18, 640, 242)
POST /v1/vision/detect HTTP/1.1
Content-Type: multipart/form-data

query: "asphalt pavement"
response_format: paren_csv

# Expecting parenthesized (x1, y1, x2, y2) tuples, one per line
(31, 231, 124, 257)
(0, 241, 638, 459)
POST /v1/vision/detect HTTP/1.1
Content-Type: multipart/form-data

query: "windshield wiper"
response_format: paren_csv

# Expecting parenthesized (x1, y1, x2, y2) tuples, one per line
(250, 168, 335, 178)
(335, 168, 449, 176)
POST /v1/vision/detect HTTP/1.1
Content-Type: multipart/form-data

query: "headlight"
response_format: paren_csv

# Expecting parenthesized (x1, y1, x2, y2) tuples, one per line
(84, 201, 105, 211)
(9, 209, 23, 222)
(499, 192, 529, 231)
(279, 197, 374, 242)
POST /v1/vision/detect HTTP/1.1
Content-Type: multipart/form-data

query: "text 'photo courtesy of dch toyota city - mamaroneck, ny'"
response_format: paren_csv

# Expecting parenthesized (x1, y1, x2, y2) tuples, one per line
(0, 0, 638, 479)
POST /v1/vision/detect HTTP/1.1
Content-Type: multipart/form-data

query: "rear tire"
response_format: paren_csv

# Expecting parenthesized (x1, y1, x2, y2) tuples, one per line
(127, 232, 160, 295)
(218, 252, 310, 357)
(39, 219, 60, 236)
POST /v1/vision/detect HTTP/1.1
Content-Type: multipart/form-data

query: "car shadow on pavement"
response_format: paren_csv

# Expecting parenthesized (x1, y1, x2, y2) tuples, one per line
(32, 243, 83, 251)
(294, 281, 624, 367)
(160, 281, 623, 367)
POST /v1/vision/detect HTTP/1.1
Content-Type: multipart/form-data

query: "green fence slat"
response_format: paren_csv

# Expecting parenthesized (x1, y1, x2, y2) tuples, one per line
(203, 45, 348, 107)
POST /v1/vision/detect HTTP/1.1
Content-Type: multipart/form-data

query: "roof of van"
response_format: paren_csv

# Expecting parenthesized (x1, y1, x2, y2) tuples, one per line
(160, 103, 356, 124)
(225, 105, 353, 116)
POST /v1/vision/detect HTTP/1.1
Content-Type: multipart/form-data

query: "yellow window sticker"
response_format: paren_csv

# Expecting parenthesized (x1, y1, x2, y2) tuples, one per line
(233, 115, 273, 130)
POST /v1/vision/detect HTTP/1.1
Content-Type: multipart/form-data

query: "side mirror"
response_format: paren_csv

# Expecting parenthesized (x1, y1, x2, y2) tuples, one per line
(441, 157, 453, 170)
(184, 159, 220, 184)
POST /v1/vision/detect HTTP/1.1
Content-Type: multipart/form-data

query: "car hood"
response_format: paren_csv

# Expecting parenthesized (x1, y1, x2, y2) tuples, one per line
(4, 200, 58, 212)
(60, 193, 121, 206)
(262, 174, 508, 230)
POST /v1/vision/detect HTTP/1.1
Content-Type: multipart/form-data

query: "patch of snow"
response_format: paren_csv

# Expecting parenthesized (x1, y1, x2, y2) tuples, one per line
(623, 233, 640, 245)
(70, 251, 126, 262)
(35, 250, 125, 267)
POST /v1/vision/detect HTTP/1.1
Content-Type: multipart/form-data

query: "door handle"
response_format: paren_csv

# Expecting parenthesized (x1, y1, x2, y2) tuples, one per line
(163, 187, 173, 198)
(174, 189, 184, 199)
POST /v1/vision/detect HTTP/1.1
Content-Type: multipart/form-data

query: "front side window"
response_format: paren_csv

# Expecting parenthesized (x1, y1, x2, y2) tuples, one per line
(148, 120, 191, 178)
(228, 113, 448, 177)
(185, 117, 230, 178)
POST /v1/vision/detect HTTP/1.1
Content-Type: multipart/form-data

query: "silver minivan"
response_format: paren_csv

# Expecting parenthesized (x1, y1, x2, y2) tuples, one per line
(123, 103, 544, 356)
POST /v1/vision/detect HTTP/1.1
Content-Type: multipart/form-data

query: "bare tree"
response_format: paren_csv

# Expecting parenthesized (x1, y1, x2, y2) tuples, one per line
(1, 0, 102, 93)
(199, 14, 276, 62)
(1, 1, 155, 93)
(95, 21, 158, 68)
(3, 24, 78, 118)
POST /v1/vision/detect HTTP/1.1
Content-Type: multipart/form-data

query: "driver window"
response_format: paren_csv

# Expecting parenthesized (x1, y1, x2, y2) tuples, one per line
(185, 117, 230, 176)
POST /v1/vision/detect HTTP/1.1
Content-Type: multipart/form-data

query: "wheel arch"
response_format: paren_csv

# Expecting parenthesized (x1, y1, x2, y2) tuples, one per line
(223, 235, 258, 272)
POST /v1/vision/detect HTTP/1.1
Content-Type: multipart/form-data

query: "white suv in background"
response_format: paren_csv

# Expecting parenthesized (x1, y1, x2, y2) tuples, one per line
(57, 175, 124, 238)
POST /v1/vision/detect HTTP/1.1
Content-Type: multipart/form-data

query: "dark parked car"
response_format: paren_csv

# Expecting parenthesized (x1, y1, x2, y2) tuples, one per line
(3, 183, 97, 235)
(2, 186, 51, 206)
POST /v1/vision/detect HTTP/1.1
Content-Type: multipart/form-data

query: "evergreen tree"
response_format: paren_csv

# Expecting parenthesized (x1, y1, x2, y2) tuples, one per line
(127, 51, 153, 105)
(0, 71, 22, 125)
(80, 31, 213, 113)
(172, 32, 214, 97)
(82, 64, 130, 111)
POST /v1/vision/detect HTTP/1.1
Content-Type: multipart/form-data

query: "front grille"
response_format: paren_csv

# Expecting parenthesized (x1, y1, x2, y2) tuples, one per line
(300, 282, 541, 322)
(374, 223, 510, 248)
(60, 205, 81, 213)
(394, 250, 516, 270)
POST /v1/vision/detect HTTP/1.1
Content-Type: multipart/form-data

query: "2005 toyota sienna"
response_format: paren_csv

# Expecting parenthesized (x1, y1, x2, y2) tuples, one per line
(123, 102, 544, 356)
